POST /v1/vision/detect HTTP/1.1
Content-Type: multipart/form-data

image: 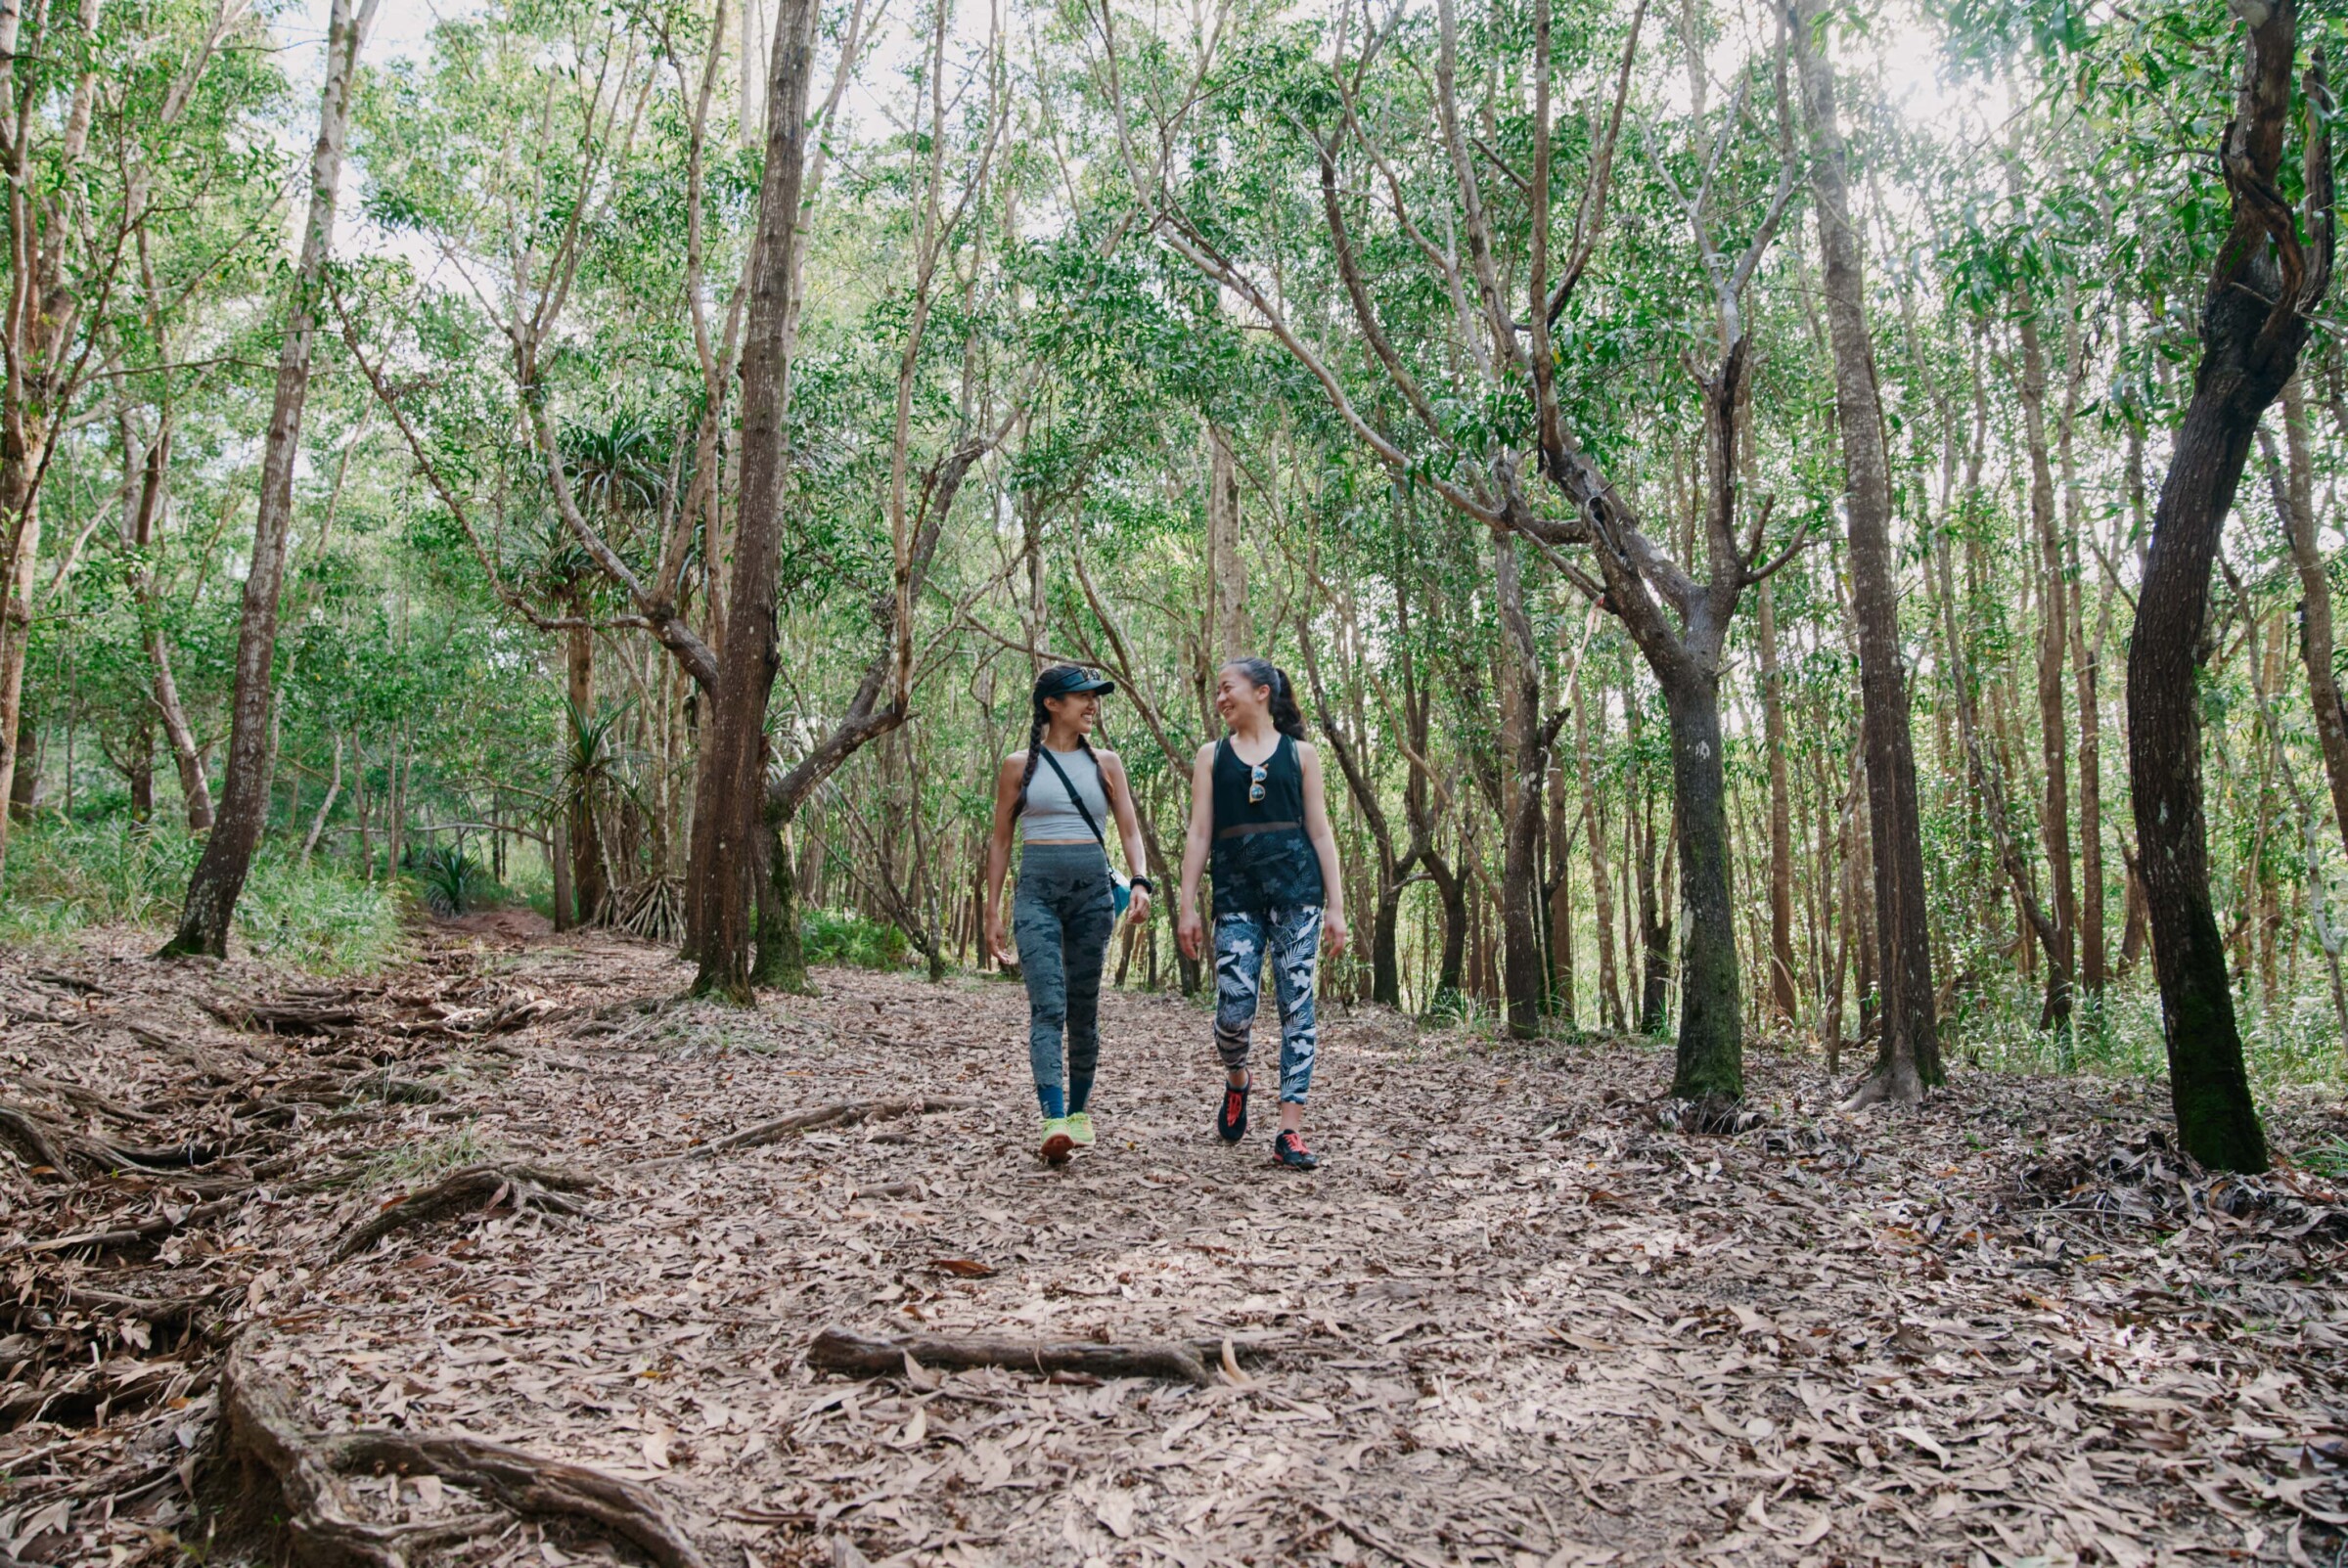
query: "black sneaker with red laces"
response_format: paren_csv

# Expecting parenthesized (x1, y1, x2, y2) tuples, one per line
(1272, 1129, 1320, 1170)
(1215, 1074, 1250, 1142)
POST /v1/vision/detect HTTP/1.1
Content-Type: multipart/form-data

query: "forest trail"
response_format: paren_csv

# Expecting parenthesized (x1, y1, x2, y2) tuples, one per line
(4, 932, 2345, 1568)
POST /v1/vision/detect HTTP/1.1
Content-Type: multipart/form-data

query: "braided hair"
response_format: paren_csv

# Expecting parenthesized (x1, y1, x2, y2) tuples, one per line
(1014, 664, 1103, 818)
(1226, 656, 1307, 740)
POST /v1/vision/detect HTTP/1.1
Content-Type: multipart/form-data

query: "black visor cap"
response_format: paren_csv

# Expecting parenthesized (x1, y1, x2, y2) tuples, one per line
(1037, 665, 1115, 699)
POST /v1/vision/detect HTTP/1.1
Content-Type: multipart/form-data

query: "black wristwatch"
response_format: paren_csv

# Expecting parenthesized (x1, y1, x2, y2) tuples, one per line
(1129, 875, 1153, 893)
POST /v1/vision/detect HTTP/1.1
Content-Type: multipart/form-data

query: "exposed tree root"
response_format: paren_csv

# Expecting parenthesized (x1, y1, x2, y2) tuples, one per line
(28, 1191, 256, 1254)
(0, 1105, 74, 1173)
(1839, 1056, 1928, 1110)
(1650, 1095, 1760, 1136)
(331, 1165, 594, 1262)
(645, 1097, 971, 1166)
(218, 1341, 710, 1568)
(23, 1074, 161, 1123)
(808, 1326, 1212, 1386)
(0, 1101, 225, 1177)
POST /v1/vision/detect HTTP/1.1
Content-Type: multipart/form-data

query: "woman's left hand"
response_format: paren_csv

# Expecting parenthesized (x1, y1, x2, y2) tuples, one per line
(1323, 908, 1349, 959)
(1125, 886, 1151, 927)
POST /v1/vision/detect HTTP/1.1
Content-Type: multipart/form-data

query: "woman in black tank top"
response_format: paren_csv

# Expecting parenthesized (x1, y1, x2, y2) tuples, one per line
(1177, 657, 1348, 1170)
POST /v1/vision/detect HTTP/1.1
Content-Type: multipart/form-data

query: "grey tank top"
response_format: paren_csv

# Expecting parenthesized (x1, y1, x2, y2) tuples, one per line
(1021, 745, 1110, 842)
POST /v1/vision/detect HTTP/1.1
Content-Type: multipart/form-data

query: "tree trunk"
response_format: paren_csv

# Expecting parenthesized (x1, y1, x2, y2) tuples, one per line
(1793, 0, 1938, 1100)
(564, 608, 608, 924)
(2275, 372, 2348, 859)
(161, 0, 374, 957)
(1573, 662, 1624, 1032)
(2016, 309, 2079, 1030)
(1756, 576, 1798, 1025)
(1547, 751, 1575, 1023)
(301, 737, 341, 861)
(2127, 0, 2325, 1172)
(686, 0, 821, 998)
(1207, 426, 1249, 660)
(1493, 531, 1547, 1038)
(123, 429, 215, 833)
(1425, 849, 1468, 1012)
(2064, 313, 2109, 1001)
(0, 484, 39, 839)
(1662, 665, 1741, 1107)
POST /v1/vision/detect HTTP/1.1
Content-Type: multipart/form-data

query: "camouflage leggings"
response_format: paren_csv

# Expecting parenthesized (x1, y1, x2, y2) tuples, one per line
(1013, 842, 1114, 1109)
(1211, 905, 1322, 1104)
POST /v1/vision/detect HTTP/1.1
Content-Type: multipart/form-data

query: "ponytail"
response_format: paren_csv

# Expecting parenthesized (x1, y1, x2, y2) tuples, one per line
(1227, 655, 1307, 740)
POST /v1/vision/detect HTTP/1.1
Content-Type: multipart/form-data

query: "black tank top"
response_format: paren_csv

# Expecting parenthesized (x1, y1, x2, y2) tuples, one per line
(1208, 735, 1324, 915)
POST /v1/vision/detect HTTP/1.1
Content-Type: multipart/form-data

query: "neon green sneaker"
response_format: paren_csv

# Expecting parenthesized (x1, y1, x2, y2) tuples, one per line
(1063, 1111, 1096, 1148)
(1039, 1116, 1075, 1164)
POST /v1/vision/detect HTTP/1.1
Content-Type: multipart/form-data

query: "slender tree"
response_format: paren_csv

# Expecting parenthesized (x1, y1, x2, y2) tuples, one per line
(2126, 0, 2331, 1171)
(1790, 0, 1939, 1102)
(687, 0, 822, 996)
(161, 0, 379, 956)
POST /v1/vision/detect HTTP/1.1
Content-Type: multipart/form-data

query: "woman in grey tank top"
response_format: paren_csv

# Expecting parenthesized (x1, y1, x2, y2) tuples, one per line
(981, 665, 1152, 1163)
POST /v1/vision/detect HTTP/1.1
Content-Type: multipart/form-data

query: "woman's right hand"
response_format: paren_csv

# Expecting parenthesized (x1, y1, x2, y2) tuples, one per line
(1177, 908, 1205, 963)
(985, 914, 1016, 968)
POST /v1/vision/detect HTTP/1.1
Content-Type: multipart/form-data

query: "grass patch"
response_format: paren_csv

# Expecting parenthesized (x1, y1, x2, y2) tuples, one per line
(353, 1126, 500, 1192)
(2290, 1135, 2348, 1180)
(0, 816, 403, 973)
(801, 906, 911, 969)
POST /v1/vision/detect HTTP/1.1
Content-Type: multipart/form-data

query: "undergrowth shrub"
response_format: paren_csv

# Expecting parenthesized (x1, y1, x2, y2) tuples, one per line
(800, 906, 909, 969)
(0, 817, 401, 972)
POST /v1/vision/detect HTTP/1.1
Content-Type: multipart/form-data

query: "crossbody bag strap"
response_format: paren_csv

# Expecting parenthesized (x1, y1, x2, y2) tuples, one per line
(1037, 747, 1110, 855)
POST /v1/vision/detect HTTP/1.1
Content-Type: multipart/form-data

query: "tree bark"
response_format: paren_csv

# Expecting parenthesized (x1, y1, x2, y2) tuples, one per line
(1793, 0, 1939, 1100)
(1547, 750, 1575, 1021)
(2272, 372, 2348, 859)
(2062, 305, 2109, 1000)
(160, 0, 375, 956)
(1572, 659, 1625, 1032)
(1662, 663, 1740, 1105)
(1625, 683, 1670, 1035)
(564, 600, 608, 924)
(687, 0, 821, 997)
(2127, 0, 2327, 1172)
(122, 429, 215, 832)
(1298, 614, 1420, 1009)
(1423, 847, 1468, 1011)
(2016, 307, 2079, 1029)
(1207, 426, 1249, 659)
(1493, 531, 1548, 1038)
(1755, 575, 1798, 1025)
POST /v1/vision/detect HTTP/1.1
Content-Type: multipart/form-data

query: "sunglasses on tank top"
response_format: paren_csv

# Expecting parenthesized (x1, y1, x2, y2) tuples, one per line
(1248, 759, 1267, 804)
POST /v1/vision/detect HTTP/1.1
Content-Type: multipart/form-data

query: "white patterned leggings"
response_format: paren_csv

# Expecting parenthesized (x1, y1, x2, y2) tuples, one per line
(1211, 905, 1322, 1104)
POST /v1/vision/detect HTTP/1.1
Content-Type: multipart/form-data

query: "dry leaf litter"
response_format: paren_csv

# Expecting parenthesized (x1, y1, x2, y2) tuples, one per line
(2, 925, 2344, 1567)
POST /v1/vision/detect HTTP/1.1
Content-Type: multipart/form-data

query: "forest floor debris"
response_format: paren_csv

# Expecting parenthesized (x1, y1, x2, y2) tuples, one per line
(2, 925, 2344, 1566)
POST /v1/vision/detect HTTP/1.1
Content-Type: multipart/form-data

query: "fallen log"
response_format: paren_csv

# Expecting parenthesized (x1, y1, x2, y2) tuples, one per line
(808, 1327, 1211, 1387)
(220, 1341, 708, 1568)
(642, 1097, 971, 1166)
(332, 1164, 594, 1262)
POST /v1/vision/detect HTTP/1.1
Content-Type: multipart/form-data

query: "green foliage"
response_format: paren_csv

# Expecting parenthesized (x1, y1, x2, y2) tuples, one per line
(799, 906, 913, 970)
(0, 819, 401, 973)
(411, 845, 489, 917)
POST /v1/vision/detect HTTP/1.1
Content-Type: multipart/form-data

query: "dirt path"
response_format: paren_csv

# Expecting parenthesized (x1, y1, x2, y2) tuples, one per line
(3, 929, 2344, 1567)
